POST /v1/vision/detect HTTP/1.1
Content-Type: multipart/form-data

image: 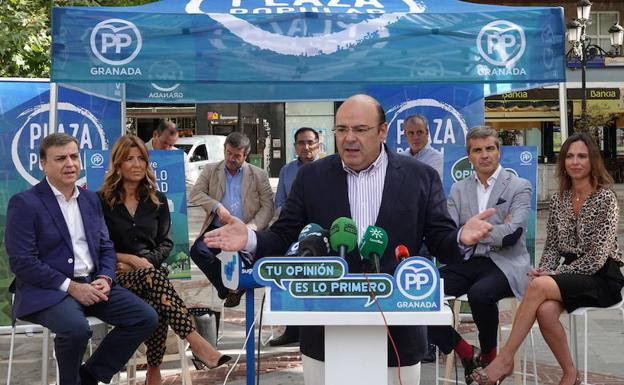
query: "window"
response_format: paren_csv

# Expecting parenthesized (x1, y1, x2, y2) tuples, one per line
(586, 11, 620, 53)
(191, 144, 208, 162)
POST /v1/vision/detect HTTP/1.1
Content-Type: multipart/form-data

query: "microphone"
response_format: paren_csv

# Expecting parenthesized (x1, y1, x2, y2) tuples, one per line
(298, 223, 324, 242)
(298, 230, 331, 256)
(285, 241, 300, 256)
(329, 217, 358, 258)
(394, 244, 410, 263)
(359, 225, 388, 273)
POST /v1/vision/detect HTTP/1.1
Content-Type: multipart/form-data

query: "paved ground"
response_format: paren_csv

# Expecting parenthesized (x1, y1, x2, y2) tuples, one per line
(2, 208, 624, 385)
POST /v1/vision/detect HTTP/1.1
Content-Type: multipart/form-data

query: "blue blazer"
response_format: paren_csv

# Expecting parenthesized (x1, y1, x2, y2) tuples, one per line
(5, 179, 117, 319)
(256, 148, 462, 366)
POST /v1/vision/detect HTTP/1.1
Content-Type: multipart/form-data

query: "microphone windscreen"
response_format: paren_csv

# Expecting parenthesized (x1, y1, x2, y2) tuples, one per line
(299, 232, 330, 256)
(359, 225, 388, 260)
(285, 241, 300, 256)
(298, 223, 324, 242)
(394, 244, 410, 261)
(329, 217, 358, 254)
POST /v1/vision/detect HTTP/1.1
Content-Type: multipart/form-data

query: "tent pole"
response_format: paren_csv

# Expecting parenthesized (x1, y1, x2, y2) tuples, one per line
(121, 83, 127, 135)
(49, 82, 58, 134)
(558, 82, 568, 143)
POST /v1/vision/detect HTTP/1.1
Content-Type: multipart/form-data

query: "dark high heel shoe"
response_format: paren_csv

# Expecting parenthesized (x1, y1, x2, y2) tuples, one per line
(191, 354, 232, 370)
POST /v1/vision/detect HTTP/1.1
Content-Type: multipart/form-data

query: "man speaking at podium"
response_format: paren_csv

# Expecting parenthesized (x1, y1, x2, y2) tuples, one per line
(203, 94, 495, 385)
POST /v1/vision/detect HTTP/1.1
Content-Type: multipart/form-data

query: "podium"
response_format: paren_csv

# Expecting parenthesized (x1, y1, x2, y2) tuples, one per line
(253, 256, 453, 385)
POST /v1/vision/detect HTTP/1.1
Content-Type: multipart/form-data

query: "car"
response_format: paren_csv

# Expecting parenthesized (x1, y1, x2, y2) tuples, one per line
(176, 135, 226, 185)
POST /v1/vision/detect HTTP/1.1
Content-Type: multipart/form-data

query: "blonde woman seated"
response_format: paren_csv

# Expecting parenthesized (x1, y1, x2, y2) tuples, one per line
(471, 133, 624, 385)
(98, 135, 230, 385)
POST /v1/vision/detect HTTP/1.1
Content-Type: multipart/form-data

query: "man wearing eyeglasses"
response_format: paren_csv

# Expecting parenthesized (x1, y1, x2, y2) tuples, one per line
(403, 114, 443, 179)
(268, 127, 320, 348)
(201, 94, 495, 385)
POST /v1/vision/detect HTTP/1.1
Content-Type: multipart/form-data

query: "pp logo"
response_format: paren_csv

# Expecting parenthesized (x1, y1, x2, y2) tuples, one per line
(90, 19, 142, 65)
(477, 20, 526, 67)
(396, 258, 438, 301)
(520, 151, 532, 165)
(90, 153, 105, 167)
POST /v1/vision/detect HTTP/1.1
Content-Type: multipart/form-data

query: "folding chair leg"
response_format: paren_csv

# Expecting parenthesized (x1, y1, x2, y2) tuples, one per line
(583, 313, 588, 385)
(42, 328, 50, 385)
(177, 335, 193, 385)
(6, 325, 16, 385)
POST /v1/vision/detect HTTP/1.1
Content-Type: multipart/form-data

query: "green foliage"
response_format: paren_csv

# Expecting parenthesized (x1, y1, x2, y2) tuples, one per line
(0, 0, 154, 78)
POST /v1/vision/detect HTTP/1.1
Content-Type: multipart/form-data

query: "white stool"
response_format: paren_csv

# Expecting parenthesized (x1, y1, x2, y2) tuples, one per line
(568, 288, 624, 385)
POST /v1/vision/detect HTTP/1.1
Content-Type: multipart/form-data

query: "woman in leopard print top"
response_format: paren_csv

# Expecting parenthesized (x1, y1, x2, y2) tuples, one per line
(471, 134, 624, 385)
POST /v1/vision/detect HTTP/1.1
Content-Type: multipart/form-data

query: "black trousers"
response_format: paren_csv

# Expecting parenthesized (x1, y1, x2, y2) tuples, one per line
(428, 257, 514, 354)
(190, 226, 229, 299)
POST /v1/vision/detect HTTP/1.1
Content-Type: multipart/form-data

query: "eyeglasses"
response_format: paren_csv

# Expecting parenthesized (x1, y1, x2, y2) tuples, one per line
(295, 140, 319, 147)
(332, 124, 379, 137)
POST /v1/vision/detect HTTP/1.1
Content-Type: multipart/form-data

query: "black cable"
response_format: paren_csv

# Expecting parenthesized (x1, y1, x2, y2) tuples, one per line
(256, 293, 266, 385)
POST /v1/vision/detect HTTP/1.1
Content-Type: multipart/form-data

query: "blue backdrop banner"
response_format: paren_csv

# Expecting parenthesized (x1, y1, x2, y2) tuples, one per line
(52, 0, 566, 99)
(369, 84, 484, 155)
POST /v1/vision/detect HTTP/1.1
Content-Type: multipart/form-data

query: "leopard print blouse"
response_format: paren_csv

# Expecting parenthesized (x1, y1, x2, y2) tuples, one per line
(539, 188, 623, 275)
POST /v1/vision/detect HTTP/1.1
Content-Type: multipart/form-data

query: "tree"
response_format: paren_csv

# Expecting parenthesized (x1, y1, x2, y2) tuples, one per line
(0, 0, 152, 78)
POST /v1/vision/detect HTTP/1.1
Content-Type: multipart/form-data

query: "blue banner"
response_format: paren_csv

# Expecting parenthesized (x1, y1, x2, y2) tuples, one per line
(253, 257, 441, 312)
(85, 149, 191, 279)
(443, 145, 538, 262)
(52, 0, 565, 94)
(369, 84, 484, 154)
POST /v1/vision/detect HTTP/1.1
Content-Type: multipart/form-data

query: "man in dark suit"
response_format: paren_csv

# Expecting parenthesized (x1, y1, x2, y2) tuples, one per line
(203, 94, 494, 384)
(5, 133, 158, 385)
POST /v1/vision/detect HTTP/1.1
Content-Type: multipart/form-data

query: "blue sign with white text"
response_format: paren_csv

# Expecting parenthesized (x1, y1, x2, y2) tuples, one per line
(253, 257, 441, 312)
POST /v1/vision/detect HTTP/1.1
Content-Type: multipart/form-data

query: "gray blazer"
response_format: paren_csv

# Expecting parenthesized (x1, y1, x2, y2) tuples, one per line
(447, 169, 532, 298)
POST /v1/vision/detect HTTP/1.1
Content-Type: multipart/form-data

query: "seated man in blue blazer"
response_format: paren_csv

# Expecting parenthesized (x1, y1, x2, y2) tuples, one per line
(5, 133, 158, 385)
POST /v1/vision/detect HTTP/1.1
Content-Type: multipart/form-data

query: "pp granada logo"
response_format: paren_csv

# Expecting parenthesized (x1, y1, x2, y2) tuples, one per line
(477, 20, 526, 67)
(90, 19, 142, 65)
(396, 258, 438, 301)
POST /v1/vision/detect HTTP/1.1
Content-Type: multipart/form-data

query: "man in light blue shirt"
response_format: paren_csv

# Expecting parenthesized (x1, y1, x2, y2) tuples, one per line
(270, 127, 320, 347)
(402, 114, 443, 179)
(275, 127, 320, 212)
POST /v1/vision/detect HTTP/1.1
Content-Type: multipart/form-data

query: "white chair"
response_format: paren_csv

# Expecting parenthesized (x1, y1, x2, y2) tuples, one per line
(436, 294, 538, 385)
(568, 288, 624, 385)
(6, 313, 123, 385)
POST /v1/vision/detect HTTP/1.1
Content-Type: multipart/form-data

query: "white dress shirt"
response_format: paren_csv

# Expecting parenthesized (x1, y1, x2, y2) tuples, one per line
(475, 164, 503, 213)
(48, 178, 95, 292)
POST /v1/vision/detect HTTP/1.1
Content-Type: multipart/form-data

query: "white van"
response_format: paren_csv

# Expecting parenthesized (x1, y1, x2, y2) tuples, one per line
(176, 135, 226, 184)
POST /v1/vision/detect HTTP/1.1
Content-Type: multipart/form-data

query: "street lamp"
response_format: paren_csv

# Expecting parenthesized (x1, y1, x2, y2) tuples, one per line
(566, 0, 623, 130)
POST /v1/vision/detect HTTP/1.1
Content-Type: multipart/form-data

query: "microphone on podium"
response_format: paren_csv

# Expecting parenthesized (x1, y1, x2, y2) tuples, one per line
(394, 244, 410, 263)
(298, 229, 331, 256)
(329, 217, 358, 258)
(298, 223, 324, 241)
(359, 225, 388, 273)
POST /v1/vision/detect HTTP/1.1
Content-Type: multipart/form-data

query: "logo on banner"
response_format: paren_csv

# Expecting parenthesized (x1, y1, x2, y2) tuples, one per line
(186, 0, 424, 56)
(11, 102, 108, 186)
(520, 151, 532, 165)
(451, 156, 474, 182)
(90, 19, 143, 76)
(396, 258, 437, 301)
(387, 98, 469, 152)
(476, 20, 527, 77)
(90, 152, 105, 167)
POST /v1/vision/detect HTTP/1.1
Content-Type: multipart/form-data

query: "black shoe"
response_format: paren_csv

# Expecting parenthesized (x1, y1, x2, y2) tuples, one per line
(269, 332, 299, 347)
(421, 344, 437, 363)
(224, 290, 244, 308)
(191, 354, 232, 370)
(460, 345, 481, 385)
(79, 365, 98, 385)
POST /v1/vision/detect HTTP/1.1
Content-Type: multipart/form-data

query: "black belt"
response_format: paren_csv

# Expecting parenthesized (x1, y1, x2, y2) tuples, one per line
(72, 276, 92, 284)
